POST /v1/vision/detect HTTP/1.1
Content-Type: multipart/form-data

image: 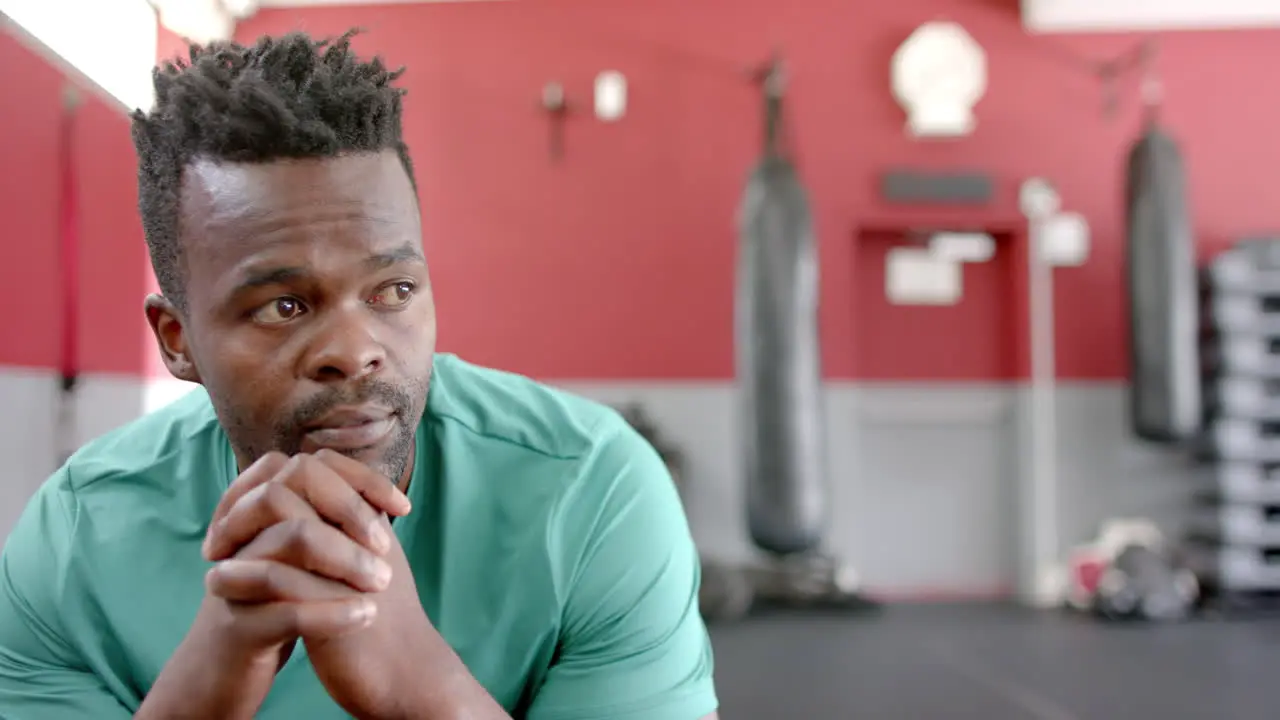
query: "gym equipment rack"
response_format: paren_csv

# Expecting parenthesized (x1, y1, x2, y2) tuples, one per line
(1188, 239, 1280, 605)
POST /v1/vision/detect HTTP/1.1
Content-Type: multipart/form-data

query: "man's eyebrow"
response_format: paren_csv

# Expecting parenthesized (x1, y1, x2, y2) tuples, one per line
(234, 266, 309, 294)
(228, 243, 425, 297)
(365, 242, 425, 271)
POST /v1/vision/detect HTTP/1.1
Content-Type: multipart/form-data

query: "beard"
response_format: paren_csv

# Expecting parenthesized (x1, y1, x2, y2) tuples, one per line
(220, 373, 430, 484)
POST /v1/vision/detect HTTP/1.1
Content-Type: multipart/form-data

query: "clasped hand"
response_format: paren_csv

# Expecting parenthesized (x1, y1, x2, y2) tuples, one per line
(200, 449, 433, 719)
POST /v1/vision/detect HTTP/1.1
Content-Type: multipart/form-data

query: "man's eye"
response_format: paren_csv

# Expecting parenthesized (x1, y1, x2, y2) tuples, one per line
(252, 297, 306, 324)
(370, 281, 416, 308)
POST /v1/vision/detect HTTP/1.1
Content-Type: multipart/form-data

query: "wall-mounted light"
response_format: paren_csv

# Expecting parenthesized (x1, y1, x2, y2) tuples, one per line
(594, 70, 627, 122)
(151, 0, 235, 44)
(1020, 178, 1091, 266)
(1019, 177, 1061, 220)
(220, 0, 260, 20)
(1038, 213, 1090, 267)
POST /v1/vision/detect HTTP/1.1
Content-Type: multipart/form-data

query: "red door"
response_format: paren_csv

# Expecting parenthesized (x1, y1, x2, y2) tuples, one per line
(846, 225, 1027, 596)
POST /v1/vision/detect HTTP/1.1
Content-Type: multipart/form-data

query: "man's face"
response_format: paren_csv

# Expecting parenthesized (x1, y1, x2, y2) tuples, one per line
(147, 151, 435, 485)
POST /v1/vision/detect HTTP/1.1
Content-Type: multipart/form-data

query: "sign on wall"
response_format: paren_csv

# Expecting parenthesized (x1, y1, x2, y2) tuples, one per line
(886, 247, 962, 306)
(885, 233, 996, 306)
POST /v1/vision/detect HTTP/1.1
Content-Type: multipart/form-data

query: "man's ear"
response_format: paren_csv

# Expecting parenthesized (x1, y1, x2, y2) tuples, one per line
(144, 294, 202, 384)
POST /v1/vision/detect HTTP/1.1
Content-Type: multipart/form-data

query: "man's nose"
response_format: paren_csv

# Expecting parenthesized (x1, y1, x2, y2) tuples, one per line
(300, 307, 386, 383)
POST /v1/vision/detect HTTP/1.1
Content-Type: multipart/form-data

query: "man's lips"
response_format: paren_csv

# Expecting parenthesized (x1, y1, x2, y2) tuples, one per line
(302, 406, 397, 451)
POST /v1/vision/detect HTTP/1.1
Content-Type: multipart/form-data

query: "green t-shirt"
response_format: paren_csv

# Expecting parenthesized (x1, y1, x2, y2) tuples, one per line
(0, 354, 717, 720)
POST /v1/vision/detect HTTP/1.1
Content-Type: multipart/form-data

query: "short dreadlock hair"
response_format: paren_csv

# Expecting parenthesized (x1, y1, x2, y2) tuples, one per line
(131, 29, 415, 312)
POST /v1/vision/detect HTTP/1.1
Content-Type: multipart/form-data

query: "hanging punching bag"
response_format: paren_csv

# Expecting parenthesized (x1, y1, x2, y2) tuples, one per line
(1125, 118, 1201, 443)
(736, 59, 828, 556)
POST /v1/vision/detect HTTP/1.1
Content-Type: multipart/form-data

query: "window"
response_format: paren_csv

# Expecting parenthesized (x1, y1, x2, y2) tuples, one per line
(0, 0, 156, 111)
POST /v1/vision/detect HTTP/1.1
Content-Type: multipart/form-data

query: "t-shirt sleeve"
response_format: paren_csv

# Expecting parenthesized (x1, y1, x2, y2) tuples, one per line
(0, 471, 133, 719)
(526, 418, 719, 720)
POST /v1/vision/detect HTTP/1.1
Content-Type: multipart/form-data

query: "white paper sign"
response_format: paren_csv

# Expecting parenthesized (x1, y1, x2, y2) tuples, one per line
(930, 232, 994, 263)
(886, 248, 962, 305)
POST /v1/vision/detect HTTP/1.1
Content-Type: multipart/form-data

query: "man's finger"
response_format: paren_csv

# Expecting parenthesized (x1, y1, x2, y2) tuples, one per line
(223, 597, 377, 649)
(313, 448, 412, 517)
(205, 480, 318, 561)
(278, 454, 394, 556)
(234, 518, 393, 593)
(206, 558, 364, 603)
(208, 451, 290, 532)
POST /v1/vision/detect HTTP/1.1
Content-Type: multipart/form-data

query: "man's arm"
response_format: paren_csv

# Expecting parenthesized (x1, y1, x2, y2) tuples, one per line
(525, 417, 720, 720)
(0, 472, 134, 719)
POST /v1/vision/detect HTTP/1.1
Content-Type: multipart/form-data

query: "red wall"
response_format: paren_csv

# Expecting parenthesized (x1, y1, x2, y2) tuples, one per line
(0, 27, 155, 379)
(855, 227, 1027, 381)
(0, 29, 63, 371)
(11, 3, 1279, 384)
(73, 96, 155, 377)
(229, 1, 1280, 382)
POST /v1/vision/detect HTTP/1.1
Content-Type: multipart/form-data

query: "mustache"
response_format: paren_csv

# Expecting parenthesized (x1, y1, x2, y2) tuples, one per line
(281, 380, 416, 436)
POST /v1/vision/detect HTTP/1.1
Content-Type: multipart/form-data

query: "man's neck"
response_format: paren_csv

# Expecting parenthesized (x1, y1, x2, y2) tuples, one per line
(396, 444, 416, 495)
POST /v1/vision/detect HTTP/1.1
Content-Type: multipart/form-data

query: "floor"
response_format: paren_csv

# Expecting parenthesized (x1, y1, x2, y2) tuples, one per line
(708, 604, 1280, 719)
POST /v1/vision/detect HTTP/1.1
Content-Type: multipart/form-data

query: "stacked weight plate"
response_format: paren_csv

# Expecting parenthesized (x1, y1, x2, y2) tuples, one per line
(1189, 239, 1280, 595)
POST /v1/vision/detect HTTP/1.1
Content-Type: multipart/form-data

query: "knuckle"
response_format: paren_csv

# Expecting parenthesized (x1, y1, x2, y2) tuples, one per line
(291, 455, 329, 489)
(211, 599, 250, 641)
(279, 453, 314, 483)
(260, 451, 289, 469)
(203, 566, 223, 593)
(281, 603, 304, 636)
(260, 561, 286, 592)
(351, 542, 377, 577)
(283, 517, 313, 548)
(296, 453, 323, 472)
(345, 489, 375, 524)
(260, 482, 295, 518)
(246, 451, 288, 479)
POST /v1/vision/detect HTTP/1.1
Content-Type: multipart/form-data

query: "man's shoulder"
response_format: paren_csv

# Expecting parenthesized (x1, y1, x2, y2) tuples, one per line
(424, 355, 687, 614)
(427, 353, 626, 464)
(426, 355, 679, 546)
(61, 386, 229, 497)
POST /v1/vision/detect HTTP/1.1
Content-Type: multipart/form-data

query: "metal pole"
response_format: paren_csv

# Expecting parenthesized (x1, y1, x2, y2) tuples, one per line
(55, 82, 81, 467)
(1024, 217, 1060, 605)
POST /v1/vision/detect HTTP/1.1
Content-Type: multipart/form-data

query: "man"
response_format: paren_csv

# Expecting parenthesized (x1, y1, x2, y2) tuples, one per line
(0, 30, 719, 720)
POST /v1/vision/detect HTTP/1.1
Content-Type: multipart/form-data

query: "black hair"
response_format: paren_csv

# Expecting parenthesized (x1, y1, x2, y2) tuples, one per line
(131, 29, 415, 311)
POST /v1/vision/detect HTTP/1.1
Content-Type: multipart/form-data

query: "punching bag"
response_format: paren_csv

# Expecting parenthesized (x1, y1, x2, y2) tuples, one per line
(736, 60, 827, 556)
(1125, 118, 1201, 442)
